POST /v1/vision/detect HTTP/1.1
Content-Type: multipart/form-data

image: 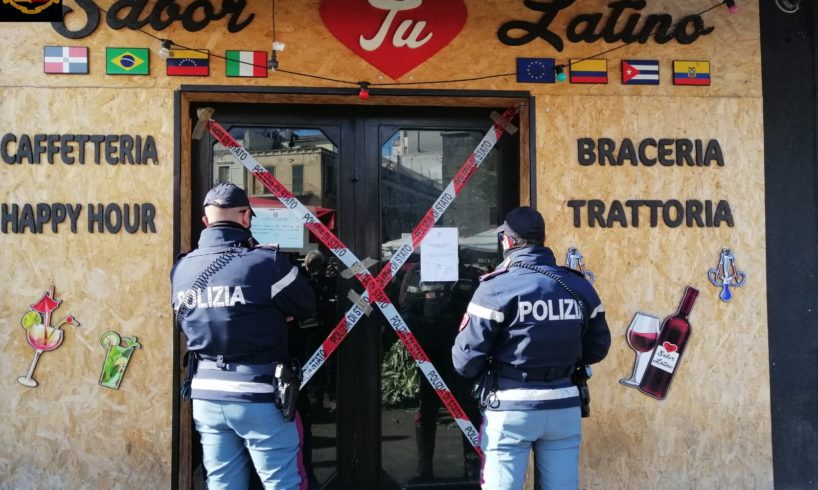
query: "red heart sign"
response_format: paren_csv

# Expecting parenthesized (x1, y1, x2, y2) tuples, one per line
(319, 0, 467, 79)
(663, 341, 678, 353)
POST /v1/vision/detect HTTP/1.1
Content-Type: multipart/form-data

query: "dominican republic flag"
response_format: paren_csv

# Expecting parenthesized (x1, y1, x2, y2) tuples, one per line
(225, 50, 267, 78)
(569, 59, 608, 84)
(673, 60, 711, 86)
(167, 49, 209, 76)
(622, 60, 659, 85)
(43, 46, 88, 74)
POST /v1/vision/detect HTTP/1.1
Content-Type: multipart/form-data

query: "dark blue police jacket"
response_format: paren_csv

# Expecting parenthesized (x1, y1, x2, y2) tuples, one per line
(171, 223, 316, 402)
(452, 246, 610, 411)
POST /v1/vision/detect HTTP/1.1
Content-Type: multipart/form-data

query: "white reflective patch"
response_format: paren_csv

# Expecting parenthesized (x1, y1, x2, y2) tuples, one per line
(271, 266, 299, 299)
(467, 302, 505, 322)
(495, 386, 579, 401)
(590, 303, 605, 319)
(191, 378, 276, 393)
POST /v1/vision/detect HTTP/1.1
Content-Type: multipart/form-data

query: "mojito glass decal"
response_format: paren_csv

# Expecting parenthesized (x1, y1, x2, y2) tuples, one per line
(17, 286, 80, 388)
(98, 331, 141, 390)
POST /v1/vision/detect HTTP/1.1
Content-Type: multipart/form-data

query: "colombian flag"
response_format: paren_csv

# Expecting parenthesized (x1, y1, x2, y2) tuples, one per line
(569, 59, 608, 84)
(673, 61, 711, 86)
(167, 49, 209, 76)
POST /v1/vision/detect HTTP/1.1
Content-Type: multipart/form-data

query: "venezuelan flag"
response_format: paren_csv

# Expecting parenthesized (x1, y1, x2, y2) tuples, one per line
(167, 49, 209, 76)
(569, 59, 608, 84)
(673, 61, 711, 86)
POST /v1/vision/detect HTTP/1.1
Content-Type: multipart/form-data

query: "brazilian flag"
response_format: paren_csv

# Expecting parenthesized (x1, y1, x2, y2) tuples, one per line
(106, 48, 149, 75)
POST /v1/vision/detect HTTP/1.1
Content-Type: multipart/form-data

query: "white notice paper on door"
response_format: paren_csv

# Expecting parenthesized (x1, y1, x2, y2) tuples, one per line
(251, 208, 304, 249)
(420, 227, 459, 283)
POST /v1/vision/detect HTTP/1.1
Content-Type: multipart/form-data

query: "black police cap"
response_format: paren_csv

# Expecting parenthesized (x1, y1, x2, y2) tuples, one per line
(498, 206, 545, 241)
(203, 183, 255, 216)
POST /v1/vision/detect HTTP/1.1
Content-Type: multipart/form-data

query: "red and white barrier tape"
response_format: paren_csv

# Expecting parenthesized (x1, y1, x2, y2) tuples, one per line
(302, 105, 519, 386)
(200, 105, 519, 455)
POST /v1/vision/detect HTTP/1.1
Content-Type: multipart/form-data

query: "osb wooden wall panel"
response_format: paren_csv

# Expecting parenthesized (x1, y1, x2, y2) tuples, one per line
(0, 1, 766, 488)
(0, 87, 175, 488)
(538, 94, 770, 489)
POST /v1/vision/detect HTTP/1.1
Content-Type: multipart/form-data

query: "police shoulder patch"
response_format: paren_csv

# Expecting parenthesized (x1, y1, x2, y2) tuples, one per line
(479, 268, 508, 282)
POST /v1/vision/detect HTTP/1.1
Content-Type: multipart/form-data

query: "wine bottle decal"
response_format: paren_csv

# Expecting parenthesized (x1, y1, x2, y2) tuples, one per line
(638, 286, 698, 400)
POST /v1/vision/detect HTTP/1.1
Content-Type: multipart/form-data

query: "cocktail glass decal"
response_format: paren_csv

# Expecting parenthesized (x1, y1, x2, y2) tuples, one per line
(99, 331, 141, 390)
(17, 286, 80, 388)
(565, 247, 595, 283)
(707, 248, 746, 302)
(620, 312, 661, 388)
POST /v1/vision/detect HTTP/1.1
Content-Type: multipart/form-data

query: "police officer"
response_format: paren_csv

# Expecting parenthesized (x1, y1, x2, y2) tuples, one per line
(171, 183, 316, 490)
(452, 207, 610, 489)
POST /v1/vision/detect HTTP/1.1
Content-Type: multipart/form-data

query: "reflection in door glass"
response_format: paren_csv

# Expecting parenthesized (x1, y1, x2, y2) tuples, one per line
(210, 127, 340, 488)
(380, 129, 501, 486)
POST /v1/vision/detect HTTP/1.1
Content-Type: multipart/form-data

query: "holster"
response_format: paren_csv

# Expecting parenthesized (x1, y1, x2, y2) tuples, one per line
(572, 364, 592, 418)
(275, 360, 302, 422)
(180, 351, 198, 401)
(472, 366, 499, 411)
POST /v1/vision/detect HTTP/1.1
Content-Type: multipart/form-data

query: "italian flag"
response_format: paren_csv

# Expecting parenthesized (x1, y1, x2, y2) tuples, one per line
(226, 50, 267, 78)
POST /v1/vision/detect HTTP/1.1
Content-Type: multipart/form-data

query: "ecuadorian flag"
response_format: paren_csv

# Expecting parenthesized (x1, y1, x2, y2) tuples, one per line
(569, 59, 608, 84)
(673, 61, 711, 86)
(167, 49, 209, 76)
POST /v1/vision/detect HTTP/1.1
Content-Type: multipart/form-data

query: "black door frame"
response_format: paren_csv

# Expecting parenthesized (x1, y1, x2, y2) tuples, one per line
(173, 87, 534, 489)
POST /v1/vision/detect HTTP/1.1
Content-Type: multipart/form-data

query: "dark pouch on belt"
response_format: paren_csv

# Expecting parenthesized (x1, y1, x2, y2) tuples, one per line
(275, 360, 302, 422)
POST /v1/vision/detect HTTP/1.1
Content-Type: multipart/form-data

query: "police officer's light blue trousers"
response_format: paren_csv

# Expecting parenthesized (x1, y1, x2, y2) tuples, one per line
(481, 407, 581, 490)
(193, 399, 304, 490)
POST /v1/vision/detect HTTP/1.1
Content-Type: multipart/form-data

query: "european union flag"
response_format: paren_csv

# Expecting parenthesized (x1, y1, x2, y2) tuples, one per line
(516, 58, 556, 84)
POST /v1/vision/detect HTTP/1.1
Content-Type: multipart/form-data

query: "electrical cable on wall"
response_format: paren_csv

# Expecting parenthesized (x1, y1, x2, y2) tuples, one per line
(87, 1, 737, 89)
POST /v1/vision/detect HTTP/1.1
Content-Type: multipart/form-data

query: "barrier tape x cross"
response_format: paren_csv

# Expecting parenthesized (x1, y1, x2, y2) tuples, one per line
(194, 104, 520, 456)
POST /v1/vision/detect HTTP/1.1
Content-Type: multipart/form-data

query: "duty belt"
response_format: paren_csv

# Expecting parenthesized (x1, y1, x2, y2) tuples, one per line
(494, 364, 574, 382)
(197, 358, 279, 375)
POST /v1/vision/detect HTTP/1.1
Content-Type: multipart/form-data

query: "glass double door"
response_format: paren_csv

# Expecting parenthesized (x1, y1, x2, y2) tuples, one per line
(191, 102, 519, 489)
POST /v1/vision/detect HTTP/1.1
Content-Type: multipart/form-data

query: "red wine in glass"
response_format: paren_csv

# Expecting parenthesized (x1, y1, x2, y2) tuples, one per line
(627, 331, 658, 352)
(620, 313, 661, 388)
(638, 286, 699, 400)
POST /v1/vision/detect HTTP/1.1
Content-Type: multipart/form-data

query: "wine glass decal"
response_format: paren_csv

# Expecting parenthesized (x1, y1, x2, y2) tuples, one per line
(707, 248, 746, 302)
(564, 247, 595, 283)
(620, 312, 661, 388)
(99, 331, 141, 390)
(17, 286, 80, 388)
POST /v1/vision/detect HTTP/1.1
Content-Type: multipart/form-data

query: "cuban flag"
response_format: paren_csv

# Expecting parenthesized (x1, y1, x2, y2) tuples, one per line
(622, 60, 659, 85)
(44, 46, 88, 74)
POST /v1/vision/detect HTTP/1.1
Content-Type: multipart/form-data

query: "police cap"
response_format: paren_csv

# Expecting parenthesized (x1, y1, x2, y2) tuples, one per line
(498, 206, 545, 241)
(204, 183, 255, 216)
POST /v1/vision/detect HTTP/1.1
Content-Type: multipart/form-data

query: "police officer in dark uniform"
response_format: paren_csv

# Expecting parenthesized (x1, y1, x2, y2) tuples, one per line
(171, 183, 316, 489)
(452, 207, 610, 489)
(400, 256, 482, 481)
